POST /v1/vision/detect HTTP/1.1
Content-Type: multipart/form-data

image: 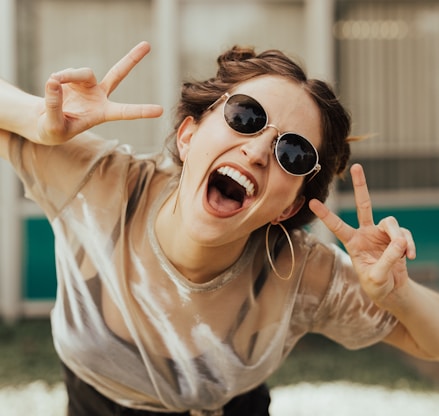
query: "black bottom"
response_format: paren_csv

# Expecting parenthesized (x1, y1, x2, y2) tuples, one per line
(62, 363, 271, 416)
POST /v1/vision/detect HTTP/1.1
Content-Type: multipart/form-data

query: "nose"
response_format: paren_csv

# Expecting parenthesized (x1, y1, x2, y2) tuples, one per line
(240, 126, 279, 168)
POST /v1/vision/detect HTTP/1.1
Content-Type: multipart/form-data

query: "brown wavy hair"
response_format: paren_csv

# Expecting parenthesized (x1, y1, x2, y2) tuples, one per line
(165, 46, 352, 230)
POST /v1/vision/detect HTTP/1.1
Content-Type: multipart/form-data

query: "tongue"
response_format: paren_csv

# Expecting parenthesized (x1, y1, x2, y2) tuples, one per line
(208, 187, 241, 213)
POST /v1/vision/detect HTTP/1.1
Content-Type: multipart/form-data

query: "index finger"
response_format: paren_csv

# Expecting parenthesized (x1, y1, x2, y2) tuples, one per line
(351, 163, 374, 227)
(309, 198, 355, 244)
(100, 41, 151, 95)
(42, 77, 69, 143)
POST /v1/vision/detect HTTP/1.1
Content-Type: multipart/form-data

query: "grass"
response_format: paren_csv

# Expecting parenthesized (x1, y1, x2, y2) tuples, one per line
(267, 334, 437, 391)
(0, 319, 437, 391)
(0, 319, 61, 387)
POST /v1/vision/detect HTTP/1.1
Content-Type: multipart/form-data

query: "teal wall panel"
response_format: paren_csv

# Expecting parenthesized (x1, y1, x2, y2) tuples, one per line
(22, 207, 439, 300)
(23, 218, 56, 299)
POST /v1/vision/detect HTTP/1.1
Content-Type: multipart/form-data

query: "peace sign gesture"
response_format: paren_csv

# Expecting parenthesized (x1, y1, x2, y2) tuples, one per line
(309, 164, 416, 308)
(36, 41, 163, 145)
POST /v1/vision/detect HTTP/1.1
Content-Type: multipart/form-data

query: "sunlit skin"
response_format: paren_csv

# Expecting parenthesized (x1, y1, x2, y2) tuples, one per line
(155, 75, 322, 283)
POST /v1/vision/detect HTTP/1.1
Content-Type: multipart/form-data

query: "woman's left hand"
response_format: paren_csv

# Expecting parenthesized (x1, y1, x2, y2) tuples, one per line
(309, 163, 416, 307)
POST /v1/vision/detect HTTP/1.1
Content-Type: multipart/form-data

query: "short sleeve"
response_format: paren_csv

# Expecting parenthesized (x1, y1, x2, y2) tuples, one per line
(8, 132, 120, 220)
(288, 232, 398, 351)
(311, 245, 398, 349)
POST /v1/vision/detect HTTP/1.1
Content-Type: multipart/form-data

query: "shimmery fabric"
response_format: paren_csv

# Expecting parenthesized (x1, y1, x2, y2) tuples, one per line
(8, 133, 398, 412)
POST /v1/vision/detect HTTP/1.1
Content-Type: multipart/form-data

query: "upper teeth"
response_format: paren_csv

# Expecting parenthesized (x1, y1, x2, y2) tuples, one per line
(217, 166, 255, 197)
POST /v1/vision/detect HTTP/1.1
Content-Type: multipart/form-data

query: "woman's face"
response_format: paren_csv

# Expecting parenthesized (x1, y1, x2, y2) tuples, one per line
(175, 75, 322, 247)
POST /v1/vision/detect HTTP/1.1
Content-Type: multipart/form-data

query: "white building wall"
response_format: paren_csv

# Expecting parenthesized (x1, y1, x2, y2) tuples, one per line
(0, 0, 22, 322)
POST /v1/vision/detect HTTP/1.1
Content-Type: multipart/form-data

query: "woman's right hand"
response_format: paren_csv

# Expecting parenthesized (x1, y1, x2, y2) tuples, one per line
(37, 41, 163, 145)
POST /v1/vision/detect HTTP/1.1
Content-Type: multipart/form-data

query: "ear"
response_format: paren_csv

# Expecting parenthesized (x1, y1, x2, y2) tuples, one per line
(176, 116, 197, 161)
(272, 195, 305, 224)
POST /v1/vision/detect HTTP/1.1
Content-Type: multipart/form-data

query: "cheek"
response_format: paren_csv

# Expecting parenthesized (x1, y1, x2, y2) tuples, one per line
(265, 185, 295, 211)
(270, 168, 304, 196)
(192, 123, 230, 154)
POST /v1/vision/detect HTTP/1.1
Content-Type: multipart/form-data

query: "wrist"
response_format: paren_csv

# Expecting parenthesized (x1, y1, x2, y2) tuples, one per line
(375, 278, 414, 315)
(0, 79, 44, 141)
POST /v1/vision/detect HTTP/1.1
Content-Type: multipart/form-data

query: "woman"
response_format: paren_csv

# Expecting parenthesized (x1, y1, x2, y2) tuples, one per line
(0, 42, 438, 416)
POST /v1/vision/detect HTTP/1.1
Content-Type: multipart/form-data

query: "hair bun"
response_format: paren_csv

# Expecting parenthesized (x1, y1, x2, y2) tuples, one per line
(217, 46, 256, 66)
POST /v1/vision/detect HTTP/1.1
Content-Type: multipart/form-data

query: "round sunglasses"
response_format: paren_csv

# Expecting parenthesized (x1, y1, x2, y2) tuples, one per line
(208, 93, 321, 179)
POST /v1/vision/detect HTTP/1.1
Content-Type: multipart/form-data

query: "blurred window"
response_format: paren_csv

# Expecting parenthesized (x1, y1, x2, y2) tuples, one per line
(336, 0, 439, 191)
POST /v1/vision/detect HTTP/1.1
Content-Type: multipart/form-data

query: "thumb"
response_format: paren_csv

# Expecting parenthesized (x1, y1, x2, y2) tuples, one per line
(43, 76, 66, 140)
(373, 237, 407, 279)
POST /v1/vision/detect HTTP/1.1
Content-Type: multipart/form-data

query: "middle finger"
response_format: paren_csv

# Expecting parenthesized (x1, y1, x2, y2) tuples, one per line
(351, 163, 374, 227)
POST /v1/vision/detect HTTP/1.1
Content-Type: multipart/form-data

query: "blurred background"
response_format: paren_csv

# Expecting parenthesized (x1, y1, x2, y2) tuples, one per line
(0, 0, 438, 390)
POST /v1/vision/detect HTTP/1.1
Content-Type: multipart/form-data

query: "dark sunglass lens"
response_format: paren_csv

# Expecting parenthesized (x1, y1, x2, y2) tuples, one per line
(224, 94, 266, 134)
(276, 134, 317, 175)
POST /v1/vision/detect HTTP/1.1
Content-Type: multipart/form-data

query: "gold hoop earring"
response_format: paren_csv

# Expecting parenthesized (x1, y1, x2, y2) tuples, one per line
(265, 222, 295, 281)
(172, 155, 188, 215)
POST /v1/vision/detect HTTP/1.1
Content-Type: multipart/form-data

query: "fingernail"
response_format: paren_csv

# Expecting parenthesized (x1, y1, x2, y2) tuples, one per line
(48, 79, 59, 92)
(50, 72, 62, 81)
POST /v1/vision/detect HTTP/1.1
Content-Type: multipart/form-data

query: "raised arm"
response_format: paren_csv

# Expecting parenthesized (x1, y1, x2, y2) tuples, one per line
(0, 79, 42, 160)
(309, 164, 439, 361)
(0, 41, 163, 152)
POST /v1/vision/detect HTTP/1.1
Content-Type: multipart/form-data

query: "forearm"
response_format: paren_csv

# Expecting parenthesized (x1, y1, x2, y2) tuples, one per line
(385, 279, 439, 360)
(0, 78, 43, 141)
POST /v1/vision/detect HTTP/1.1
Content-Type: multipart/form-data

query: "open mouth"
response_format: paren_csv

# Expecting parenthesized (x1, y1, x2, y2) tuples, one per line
(206, 166, 256, 214)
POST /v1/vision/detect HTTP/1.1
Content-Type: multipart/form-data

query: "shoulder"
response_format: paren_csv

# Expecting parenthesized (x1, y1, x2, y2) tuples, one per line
(293, 229, 353, 303)
(10, 131, 172, 218)
(292, 228, 348, 273)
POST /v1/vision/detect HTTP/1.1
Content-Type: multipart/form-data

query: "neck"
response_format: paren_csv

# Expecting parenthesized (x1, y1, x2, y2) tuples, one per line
(155, 195, 248, 284)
